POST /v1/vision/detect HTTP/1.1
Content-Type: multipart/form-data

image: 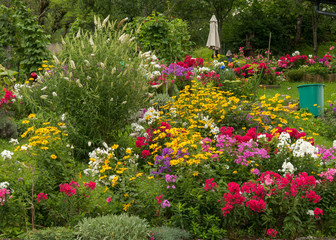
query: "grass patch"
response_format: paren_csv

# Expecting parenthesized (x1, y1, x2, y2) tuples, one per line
(258, 81, 336, 107)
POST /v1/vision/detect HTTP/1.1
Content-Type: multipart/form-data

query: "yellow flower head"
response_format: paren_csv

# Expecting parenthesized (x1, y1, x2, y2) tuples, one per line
(51, 154, 57, 159)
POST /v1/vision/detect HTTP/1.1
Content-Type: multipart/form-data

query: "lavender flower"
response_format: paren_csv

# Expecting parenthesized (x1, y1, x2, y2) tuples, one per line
(161, 199, 171, 208)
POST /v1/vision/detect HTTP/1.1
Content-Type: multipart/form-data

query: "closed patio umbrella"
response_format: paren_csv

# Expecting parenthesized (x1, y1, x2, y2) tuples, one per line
(206, 15, 221, 57)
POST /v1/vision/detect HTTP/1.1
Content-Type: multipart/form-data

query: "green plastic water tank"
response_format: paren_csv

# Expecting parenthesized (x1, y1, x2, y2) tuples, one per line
(297, 84, 324, 116)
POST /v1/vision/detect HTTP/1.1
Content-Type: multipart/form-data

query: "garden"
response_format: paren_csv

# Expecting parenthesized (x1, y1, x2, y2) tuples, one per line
(1, 2, 336, 240)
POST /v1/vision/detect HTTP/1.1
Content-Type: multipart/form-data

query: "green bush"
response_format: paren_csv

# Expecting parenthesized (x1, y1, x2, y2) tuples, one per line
(0, 112, 17, 139)
(75, 214, 149, 240)
(21, 17, 150, 160)
(305, 64, 329, 79)
(150, 93, 174, 108)
(287, 69, 305, 82)
(22, 227, 75, 240)
(129, 12, 192, 63)
(150, 226, 191, 240)
(192, 47, 213, 61)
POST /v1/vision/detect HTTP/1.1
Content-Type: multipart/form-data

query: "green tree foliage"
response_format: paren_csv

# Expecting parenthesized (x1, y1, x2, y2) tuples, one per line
(129, 12, 192, 63)
(0, 0, 51, 77)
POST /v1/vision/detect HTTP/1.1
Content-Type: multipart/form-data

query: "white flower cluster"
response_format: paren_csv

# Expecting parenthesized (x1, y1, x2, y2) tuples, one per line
(290, 139, 318, 159)
(333, 140, 336, 148)
(13, 83, 28, 99)
(195, 67, 210, 73)
(20, 144, 31, 151)
(276, 132, 291, 151)
(212, 60, 225, 68)
(84, 147, 114, 185)
(139, 107, 160, 125)
(1, 150, 14, 160)
(292, 50, 300, 56)
(200, 115, 219, 135)
(257, 134, 267, 142)
(307, 209, 314, 216)
(148, 70, 162, 79)
(9, 138, 19, 145)
(281, 161, 296, 174)
(131, 123, 145, 136)
(0, 181, 9, 189)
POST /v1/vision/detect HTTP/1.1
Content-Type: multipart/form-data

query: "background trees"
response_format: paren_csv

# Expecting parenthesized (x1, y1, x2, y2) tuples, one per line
(1, 0, 336, 62)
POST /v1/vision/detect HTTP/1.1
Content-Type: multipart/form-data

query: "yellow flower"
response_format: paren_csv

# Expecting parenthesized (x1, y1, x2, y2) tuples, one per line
(147, 176, 154, 180)
(129, 177, 136, 181)
(192, 171, 199, 176)
(136, 173, 143, 177)
(22, 120, 30, 124)
(38, 68, 43, 71)
(112, 144, 119, 150)
(124, 193, 129, 198)
(29, 78, 34, 81)
(123, 203, 131, 211)
(104, 186, 109, 192)
(50, 154, 57, 159)
(58, 122, 65, 126)
(233, 171, 237, 174)
(126, 148, 132, 154)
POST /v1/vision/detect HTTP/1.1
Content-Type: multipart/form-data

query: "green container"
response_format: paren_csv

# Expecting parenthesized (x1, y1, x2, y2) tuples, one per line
(297, 84, 324, 116)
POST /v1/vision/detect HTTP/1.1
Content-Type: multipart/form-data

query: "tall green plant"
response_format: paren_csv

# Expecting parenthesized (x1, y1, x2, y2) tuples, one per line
(21, 16, 150, 160)
(0, 0, 51, 78)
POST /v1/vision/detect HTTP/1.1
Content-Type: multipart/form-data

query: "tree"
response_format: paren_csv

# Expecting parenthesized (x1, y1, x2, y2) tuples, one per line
(0, 0, 50, 77)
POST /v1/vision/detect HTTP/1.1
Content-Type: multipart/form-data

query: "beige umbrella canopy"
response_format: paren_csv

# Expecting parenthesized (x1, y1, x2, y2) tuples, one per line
(206, 15, 221, 57)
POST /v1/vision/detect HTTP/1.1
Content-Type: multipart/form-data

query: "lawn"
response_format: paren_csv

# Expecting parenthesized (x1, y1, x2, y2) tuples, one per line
(258, 81, 336, 107)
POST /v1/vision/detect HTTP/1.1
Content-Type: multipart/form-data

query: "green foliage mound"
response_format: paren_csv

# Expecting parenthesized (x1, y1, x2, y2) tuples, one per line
(22, 227, 75, 240)
(75, 213, 149, 240)
(287, 69, 305, 82)
(129, 12, 192, 63)
(22, 17, 150, 159)
(150, 226, 191, 240)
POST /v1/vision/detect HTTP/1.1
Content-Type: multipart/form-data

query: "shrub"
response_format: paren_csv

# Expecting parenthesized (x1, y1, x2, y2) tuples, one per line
(75, 214, 149, 240)
(129, 12, 192, 63)
(305, 64, 329, 79)
(0, 112, 17, 139)
(150, 226, 191, 240)
(151, 94, 174, 108)
(192, 47, 213, 61)
(287, 69, 305, 82)
(21, 17, 150, 160)
(22, 227, 75, 240)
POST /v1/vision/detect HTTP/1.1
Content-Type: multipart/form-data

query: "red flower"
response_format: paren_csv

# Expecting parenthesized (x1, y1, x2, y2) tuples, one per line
(84, 181, 96, 191)
(266, 229, 277, 238)
(36, 192, 47, 203)
(142, 150, 151, 158)
(204, 178, 218, 191)
(314, 207, 323, 219)
(156, 194, 163, 204)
